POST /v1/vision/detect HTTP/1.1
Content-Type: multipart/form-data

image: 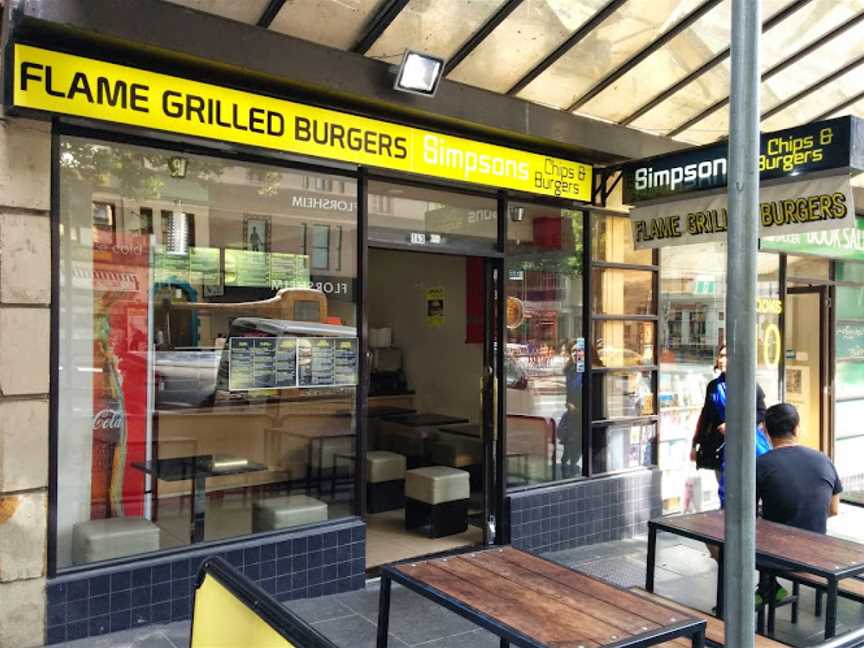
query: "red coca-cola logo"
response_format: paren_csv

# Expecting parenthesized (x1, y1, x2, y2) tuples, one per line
(92, 408, 122, 431)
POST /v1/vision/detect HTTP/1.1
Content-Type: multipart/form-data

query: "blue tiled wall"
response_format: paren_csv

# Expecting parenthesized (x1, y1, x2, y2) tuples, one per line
(508, 469, 662, 553)
(45, 519, 365, 645)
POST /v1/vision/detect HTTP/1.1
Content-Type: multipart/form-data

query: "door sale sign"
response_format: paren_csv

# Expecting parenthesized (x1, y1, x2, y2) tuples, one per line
(12, 44, 592, 201)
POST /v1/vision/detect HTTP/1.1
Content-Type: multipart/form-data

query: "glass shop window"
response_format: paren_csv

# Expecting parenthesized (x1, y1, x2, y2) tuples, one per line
(56, 136, 358, 568)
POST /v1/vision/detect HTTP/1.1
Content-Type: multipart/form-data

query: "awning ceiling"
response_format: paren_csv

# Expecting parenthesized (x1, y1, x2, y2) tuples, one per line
(165, 0, 864, 163)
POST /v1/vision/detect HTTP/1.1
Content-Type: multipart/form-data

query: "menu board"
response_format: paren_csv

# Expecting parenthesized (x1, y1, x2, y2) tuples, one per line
(228, 336, 355, 391)
(297, 337, 358, 387)
(154, 246, 222, 288)
(224, 249, 269, 287)
(275, 338, 298, 387)
(270, 253, 311, 289)
(334, 338, 359, 384)
(154, 248, 189, 283)
(190, 247, 221, 293)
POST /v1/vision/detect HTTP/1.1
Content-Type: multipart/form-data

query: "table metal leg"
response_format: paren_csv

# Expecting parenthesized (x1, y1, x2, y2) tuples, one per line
(318, 438, 325, 496)
(692, 626, 706, 648)
(376, 574, 392, 648)
(499, 639, 509, 648)
(825, 578, 838, 639)
(191, 475, 207, 543)
(306, 440, 314, 495)
(646, 524, 657, 592)
(716, 545, 724, 619)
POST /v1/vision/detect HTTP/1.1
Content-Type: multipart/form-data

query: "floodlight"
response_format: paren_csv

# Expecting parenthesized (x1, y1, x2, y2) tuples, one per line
(394, 50, 445, 97)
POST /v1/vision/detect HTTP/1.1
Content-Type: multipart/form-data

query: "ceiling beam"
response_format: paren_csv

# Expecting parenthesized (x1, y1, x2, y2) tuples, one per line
(352, 0, 410, 55)
(566, 0, 724, 113)
(761, 52, 864, 122)
(505, 0, 628, 97)
(444, 0, 524, 76)
(667, 8, 864, 138)
(256, 0, 286, 28)
(811, 89, 864, 123)
(620, 0, 814, 127)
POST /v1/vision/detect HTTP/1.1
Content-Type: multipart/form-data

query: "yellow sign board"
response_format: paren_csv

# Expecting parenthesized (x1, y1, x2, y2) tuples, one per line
(13, 44, 592, 200)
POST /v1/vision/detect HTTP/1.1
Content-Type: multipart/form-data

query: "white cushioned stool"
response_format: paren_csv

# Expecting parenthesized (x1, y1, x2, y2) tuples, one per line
(404, 466, 470, 538)
(367, 451, 407, 513)
(252, 495, 328, 532)
(72, 518, 160, 564)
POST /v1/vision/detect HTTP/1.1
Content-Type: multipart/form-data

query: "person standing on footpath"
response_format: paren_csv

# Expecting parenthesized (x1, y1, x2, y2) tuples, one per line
(690, 344, 772, 506)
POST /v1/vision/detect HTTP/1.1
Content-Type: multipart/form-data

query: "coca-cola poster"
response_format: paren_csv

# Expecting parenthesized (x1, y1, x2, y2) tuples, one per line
(90, 234, 151, 519)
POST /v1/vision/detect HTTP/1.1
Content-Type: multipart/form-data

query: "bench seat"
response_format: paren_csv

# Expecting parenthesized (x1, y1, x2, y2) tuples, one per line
(787, 572, 864, 602)
(630, 589, 787, 647)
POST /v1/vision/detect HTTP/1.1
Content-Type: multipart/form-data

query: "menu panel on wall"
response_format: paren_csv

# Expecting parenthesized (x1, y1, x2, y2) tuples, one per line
(229, 336, 356, 391)
(297, 338, 358, 387)
(270, 253, 311, 289)
(334, 338, 359, 385)
(275, 338, 298, 387)
(224, 249, 269, 287)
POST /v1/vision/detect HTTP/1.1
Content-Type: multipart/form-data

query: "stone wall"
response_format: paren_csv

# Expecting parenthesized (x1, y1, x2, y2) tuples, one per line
(0, 112, 52, 647)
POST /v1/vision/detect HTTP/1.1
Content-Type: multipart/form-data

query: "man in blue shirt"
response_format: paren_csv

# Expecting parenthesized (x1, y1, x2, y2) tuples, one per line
(756, 403, 842, 605)
(757, 403, 842, 534)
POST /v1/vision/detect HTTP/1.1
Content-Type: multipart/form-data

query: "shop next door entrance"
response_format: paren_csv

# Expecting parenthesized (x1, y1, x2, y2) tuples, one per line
(785, 286, 831, 452)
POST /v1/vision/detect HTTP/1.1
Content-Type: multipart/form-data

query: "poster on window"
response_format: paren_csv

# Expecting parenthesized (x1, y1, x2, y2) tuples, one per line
(426, 287, 445, 328)
(90, 232, 152, 520)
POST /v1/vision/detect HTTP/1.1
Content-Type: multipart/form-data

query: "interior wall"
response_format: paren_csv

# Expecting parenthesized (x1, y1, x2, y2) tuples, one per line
(368, 248, 483, 423)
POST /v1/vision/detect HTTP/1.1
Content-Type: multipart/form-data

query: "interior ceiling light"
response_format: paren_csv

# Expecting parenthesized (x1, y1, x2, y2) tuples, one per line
(393, 50, 445, 98)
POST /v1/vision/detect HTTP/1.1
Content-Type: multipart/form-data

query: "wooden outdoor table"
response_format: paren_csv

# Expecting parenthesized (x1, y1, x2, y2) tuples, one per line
(841, 491, 864, 508)
(646, 511, 864, 639)
(377, 546, 706, 648)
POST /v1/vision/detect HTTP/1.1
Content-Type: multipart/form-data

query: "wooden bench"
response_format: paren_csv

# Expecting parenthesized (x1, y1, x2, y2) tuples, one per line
(785, 572, 864, 617)
(630, 589, 786, 647)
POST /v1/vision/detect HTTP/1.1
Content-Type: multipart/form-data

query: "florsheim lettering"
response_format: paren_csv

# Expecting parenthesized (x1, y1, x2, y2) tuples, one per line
(13, 45, 592, 201)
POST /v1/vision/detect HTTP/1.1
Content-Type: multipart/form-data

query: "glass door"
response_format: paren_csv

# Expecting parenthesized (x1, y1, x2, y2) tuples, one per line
(784, 286, 830, 451)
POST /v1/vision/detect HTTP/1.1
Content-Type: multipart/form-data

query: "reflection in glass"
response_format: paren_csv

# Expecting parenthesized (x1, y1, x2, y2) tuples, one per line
(591, 422, 657, 474)
(591, 268, 654, 315)
(594, 370, 654, 419)
(593, 320, 655, 368)
(57, 137, 358, 567)
(658, 243, 780, 512)
(368, 181, 497, 252)
(591, 213, 653, 265)
(505, 203, 584, 485)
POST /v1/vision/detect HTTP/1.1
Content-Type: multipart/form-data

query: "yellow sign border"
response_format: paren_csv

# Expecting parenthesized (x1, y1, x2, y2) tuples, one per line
(12, 44, 592, 200)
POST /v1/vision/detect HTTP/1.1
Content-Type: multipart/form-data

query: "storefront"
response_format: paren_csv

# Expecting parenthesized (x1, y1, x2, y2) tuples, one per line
(614, 116, 864, 513)
(9, 5, 860, 646)
(0, 8, 685, 645)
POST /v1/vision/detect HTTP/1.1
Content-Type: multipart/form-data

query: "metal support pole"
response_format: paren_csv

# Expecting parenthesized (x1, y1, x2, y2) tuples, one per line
(725, 0, 761, 646)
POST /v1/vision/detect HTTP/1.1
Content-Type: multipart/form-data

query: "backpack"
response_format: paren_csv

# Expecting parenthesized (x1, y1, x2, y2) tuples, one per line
(694, 412, 724, 470)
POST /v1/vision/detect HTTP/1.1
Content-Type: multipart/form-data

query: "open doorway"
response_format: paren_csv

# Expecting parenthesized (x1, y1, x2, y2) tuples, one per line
(364, 247, 488, 567)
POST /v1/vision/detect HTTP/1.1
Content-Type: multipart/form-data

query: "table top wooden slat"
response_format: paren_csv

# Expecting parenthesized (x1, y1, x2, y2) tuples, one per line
(493, 549, 694, 634)
(392, 548, 702, 648)
(651, 511, 864, 575)
(458, 552, 665, 635)
(397, 561, 601, 647)
(432, 557, 639, 645)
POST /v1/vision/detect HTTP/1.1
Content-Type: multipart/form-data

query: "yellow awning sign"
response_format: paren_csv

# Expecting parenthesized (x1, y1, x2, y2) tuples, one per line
(13, 44, 592, 201)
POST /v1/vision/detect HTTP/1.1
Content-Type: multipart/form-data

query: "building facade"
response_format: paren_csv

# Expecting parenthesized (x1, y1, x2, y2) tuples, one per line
(0, 2, 861, 647)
